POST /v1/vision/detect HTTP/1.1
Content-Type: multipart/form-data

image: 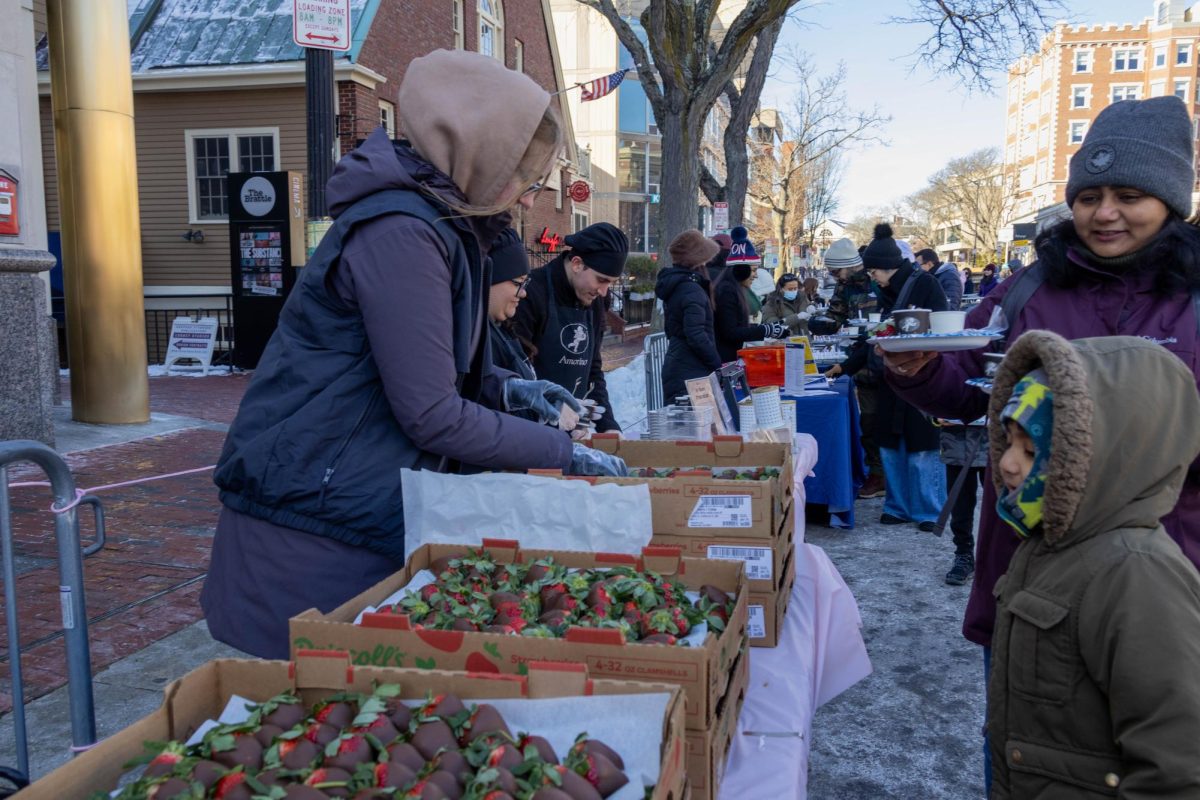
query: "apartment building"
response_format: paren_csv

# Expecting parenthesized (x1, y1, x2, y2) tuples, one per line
(1003, 0, 1200, 228)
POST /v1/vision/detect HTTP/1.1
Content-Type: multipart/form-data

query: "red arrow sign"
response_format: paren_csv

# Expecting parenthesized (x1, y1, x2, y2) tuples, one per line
(306, 32, 339, 42)
(293, 0, 351, 52)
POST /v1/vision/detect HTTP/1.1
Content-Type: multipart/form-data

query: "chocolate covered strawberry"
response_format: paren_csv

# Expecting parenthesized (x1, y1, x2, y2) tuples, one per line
(141, 742, 187, 778)
(212, 770, 253, 800)
(370, 760, 416, 789)
(265, 733, 320, 770)
(312, 697, 358, 730)
(412, 719, 460, 760)
(207, 730, 264, 771)
(516, 734, 558, 764)
(323, 733, 373, 771)
(258, 692, 307, 730)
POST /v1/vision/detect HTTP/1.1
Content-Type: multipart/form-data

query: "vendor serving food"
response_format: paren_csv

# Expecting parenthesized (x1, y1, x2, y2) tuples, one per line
(204, 50, 626, 660)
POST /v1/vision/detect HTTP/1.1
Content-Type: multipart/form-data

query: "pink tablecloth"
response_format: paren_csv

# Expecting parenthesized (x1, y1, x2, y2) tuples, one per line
(719, 434, 872, 799)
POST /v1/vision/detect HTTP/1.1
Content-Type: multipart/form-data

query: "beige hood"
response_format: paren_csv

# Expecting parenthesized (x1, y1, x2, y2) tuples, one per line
(989, 331, 1200, 546)
(397, 49, 553, 209)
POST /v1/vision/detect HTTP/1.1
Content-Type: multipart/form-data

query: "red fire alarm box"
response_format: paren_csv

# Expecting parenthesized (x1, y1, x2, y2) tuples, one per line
(0, 174, 18, 236)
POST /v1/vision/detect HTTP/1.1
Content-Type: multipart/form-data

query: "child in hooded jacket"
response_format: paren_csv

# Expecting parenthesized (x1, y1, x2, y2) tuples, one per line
(987, 330, 1200, 798)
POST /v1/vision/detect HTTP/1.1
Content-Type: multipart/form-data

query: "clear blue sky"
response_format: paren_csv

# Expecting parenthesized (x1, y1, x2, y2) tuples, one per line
(759, 0, 1150, 219)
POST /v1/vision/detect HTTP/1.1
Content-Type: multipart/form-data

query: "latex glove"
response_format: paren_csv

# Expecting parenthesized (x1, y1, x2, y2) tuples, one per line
(504, 379, 582, 425)
(762, 321, 789, 340)
(567, 443, 628, 477)
(805, 304, 818, 315)
(784, 312, 810, 326)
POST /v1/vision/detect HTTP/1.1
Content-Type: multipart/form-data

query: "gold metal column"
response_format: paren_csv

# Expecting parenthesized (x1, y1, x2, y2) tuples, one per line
(47, 0, 149, 423)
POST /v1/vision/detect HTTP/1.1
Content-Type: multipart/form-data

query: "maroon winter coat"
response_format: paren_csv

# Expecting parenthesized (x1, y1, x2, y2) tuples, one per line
(888, 250, 1200, 647)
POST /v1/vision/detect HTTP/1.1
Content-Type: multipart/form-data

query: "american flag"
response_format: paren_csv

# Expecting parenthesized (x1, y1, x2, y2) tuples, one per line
(580, 68, 630, 102)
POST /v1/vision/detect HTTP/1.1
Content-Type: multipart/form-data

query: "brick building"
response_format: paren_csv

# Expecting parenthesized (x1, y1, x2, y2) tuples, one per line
(32, 0, 582, 322)
(1003, 0, 1200, 231)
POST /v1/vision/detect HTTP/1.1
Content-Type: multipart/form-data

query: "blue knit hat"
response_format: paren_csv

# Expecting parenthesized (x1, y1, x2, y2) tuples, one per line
(727, 226, 761, 265)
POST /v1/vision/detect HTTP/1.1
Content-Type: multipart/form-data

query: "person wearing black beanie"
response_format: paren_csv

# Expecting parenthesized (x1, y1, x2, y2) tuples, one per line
(488, 228, 537, 383)
(510, 222, 630, 432)
(861, 222, 950, 530)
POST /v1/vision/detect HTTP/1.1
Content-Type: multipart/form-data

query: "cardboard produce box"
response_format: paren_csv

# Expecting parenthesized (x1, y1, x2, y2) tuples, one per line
(290, 542, 748, 731)
(747, 547, 797, 648)
(685, 645, 750, 800)
(18, 652, 687, 800)
(580, 436, 794, 540)
(651, 499, 795, 594)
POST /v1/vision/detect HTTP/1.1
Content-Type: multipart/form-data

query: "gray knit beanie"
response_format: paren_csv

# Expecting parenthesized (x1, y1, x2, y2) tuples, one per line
(1066, 97, 1195, 218)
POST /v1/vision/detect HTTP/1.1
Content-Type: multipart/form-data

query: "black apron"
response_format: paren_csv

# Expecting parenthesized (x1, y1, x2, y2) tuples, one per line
(490, 321, 536, 381)
(534, 293, 594, 398)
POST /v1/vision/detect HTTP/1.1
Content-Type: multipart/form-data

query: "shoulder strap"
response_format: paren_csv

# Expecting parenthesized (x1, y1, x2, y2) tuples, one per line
(1192, 287, 1200, 338)
(998, 262, 1046, 331)
(892, 269, 921, 311)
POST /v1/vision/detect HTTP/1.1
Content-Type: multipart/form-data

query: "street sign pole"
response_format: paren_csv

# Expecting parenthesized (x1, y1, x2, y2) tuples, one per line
(294, 0, 350, 218)
(305, 48, 335, 217)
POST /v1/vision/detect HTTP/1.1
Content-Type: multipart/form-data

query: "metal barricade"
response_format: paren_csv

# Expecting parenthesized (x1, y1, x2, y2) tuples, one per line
(643, 332, 668, 412)
(0, 440, 99, 791)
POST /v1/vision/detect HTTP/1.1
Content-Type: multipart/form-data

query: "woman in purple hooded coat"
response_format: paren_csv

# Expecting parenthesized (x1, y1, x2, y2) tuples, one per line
(881, 96, 1200, 792)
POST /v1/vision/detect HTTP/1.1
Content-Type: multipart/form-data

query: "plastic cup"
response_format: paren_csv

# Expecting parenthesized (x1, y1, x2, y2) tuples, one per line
(929, 310, 967, 334)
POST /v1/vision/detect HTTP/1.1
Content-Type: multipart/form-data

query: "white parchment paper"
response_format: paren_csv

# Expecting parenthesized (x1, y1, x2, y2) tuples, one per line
(400, 469, 653, 560)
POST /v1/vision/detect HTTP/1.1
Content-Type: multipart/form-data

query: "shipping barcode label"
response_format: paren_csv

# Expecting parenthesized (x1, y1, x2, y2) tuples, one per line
(688, 494, 752, 528)
(747, 604, 766, 639)
(706, 545, 774, 581)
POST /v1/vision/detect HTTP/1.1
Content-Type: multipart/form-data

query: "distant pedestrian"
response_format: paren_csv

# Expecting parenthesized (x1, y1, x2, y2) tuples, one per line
(916, 248, 963, 309)
(657, 230, 722, 402)
(963, 269, 976, 295)
(978, 264, 999, 296)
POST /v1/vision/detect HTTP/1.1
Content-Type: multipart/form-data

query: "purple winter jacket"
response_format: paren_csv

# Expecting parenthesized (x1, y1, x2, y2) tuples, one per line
(888, 252, 1200, 647)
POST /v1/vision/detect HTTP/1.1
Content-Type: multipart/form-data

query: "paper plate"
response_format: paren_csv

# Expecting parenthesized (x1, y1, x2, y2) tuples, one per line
(868, 332, 1002, 353)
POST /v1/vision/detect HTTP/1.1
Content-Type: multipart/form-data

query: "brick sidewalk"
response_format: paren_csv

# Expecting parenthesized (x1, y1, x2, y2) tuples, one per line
(2, 344, 640, 714)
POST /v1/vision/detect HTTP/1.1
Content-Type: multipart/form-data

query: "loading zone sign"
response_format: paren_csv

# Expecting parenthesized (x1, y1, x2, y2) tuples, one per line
(165, 317, 220, 375)
(294, 0, 351, 51)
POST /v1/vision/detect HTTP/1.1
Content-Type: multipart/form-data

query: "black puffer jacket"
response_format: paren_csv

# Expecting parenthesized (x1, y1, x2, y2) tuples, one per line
(713, 271, 766, 363)
(875, 263, 949, 451)
(656, 265, 722, 404)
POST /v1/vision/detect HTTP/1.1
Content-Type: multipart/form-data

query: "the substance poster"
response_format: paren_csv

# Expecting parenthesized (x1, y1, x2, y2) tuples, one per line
(239, 229, 284, 296)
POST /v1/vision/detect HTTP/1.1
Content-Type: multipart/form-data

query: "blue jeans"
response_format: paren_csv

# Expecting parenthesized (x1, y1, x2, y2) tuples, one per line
(983, 645, 992, 796)
(880, 444, 947, 522)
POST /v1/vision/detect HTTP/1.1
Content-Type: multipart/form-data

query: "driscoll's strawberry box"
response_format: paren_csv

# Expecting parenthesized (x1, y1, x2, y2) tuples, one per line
(289, 542, 748, 732)
(746, 547, 797, 648)
(18, 652, 687, 800)
(685, 644, 750, 800)
(577, 436, 794, 542)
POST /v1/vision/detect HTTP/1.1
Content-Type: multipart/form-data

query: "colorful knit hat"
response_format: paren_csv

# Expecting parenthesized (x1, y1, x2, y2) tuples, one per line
(997, 369, 1054, 538)
(726, 226, 761, 266)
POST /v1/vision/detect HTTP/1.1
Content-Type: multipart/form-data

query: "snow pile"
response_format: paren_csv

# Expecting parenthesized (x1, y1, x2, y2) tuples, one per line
(606, 355, 649, 434)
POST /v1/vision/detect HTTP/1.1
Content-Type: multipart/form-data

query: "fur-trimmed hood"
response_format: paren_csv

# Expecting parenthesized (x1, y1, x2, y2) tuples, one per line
(989, 331, 1200, 546)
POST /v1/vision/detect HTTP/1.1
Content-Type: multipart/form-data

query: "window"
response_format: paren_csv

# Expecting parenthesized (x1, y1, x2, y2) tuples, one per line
(1069, 121, 1088, 144)
(1179, 42, 1193, 65)
(1112, 84, 1142, 102)
(1152, 80, 1167, 97)
(1159, 1, 1170, 25)
(618, 139, 648, 193)
(1071, 85, 1090, 108)
(1074, 49, 1092, 73)
(1021, 100, 1036, 125)
(452, 0, 463, 49)
(378, 100, 395, 138)
(619, 200, 649, 253)
(1177, 78, 1191, 100)
(1036, 159, 1048, 183)
(1155, 45, 1167, 68)
(573, 212, 589, 232)
(618, 81, 649, 133)
(478, 0, 503, 61)
(513, 39, 523, 72)
(185, 128, 279, 222)
(1113, 49, 1141, 71)
(1038, 125, 1050, 149)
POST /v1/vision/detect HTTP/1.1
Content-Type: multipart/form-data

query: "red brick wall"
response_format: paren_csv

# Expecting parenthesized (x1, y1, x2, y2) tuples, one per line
(351, 0, 574, 246)
(337, 81, 380, 152)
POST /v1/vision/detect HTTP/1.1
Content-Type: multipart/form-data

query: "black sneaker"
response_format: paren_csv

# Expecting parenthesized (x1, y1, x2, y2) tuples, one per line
(917, 521, 936, 533)
(880, 513, 909, 525)
(945, 554, 974, 586)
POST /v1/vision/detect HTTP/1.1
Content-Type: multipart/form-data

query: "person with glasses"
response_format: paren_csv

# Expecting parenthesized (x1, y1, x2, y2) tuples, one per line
(204, 50, 627, 660)
(487, 227, 538, 386)
(511, 222, 629, 433)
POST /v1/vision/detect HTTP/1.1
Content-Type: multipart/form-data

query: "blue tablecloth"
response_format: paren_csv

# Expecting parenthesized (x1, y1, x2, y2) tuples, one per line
(783, 377, 866, 528)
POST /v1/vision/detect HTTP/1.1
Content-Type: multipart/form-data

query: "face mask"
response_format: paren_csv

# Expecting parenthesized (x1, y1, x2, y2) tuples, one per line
(782, 290, 799, 301)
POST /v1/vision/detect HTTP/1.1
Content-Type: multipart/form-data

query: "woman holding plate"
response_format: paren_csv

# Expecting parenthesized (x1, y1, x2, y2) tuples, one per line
(880, 96, 1200, 793)
(861, 224, 949, 529)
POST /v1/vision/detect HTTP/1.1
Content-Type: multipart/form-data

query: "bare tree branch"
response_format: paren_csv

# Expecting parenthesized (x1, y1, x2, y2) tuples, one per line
(891, 0, 1069, 91)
